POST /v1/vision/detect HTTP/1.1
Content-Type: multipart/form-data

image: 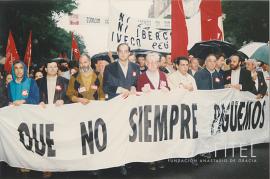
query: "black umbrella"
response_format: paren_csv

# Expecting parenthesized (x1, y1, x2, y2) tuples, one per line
(91, 52, 118, 64)
(50, 57, 70, 64)
(189, 40, 238, 60)
(91, 52, 118, 69)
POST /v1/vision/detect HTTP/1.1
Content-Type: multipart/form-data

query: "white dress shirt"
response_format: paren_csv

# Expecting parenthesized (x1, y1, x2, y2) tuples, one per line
(231, 68, 241, 85)
(116, 61, 130, 94)
(168, 71, 197, 90)
(47, 76, 57, 104)
(118, 61, 128, 78)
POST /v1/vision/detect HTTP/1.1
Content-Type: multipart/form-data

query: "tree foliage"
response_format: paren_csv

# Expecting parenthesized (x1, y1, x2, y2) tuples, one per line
(222, 1, 269, 48)
(0, 0, 86, 65)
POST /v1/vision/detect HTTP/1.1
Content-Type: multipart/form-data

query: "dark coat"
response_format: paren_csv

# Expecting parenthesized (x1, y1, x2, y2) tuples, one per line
(254, 71, 268, 96)
(0, 79, 8, 107)
(103, 61, 140, 100)
(194, 68, 224, 90)
(223, 68, 256, 94)
(36, 76, 70, 104)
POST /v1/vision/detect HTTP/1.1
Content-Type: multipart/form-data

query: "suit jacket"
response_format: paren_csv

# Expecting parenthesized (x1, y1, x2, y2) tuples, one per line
(136, 71, 169, 92)
(103, 61, 140, 100)
(0, 79, 8, 107)
(223, 68, 256, 94)
(194, 68, 224, 90)
(36, 76, 70, 104)
(254, 71, 268, 96)
(66, 71, 105, 102)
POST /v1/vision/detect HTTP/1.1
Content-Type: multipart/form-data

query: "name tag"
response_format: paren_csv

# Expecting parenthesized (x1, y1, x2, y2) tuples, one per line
(160, 81, 166, 87)
(22, 90, 29, 97)
(78, 87, 86, 93)
(91, 85, 98, 90)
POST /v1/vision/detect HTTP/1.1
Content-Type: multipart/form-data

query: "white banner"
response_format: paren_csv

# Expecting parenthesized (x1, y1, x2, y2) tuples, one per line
(68, 14, 171, 29)
(107, 9, 171, 53)
(0, 89, 269, 171)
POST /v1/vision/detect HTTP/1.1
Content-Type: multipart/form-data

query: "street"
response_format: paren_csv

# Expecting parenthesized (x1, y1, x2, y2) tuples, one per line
(1, 143, 269, 179)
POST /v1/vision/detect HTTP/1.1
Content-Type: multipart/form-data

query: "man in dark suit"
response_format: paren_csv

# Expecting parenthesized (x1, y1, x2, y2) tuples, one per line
(194, 54, 224, 90)
(0, 78, 8, 108)
(223, 53, 256, 94)
(36, 59, 70, 177)
(36, 59, 70, 107)
(103, 43, 139, 176)
(103, 43, 140, 100)
(245, 59, 268, 98)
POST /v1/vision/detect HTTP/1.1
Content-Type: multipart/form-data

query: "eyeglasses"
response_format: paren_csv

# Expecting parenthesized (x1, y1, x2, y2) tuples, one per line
(35, 75, 43, 78)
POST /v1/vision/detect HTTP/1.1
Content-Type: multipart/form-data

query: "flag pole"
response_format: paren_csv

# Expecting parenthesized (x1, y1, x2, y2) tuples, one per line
(27, 58, 30, 77)
(10, 53, 13, 74)
(71, 32, 73, 61)
(71, 46, 73, 61)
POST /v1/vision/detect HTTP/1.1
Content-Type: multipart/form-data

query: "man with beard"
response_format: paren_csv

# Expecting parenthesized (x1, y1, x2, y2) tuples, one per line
(224, 53, 256, 94)
(66, 54, 105, 105)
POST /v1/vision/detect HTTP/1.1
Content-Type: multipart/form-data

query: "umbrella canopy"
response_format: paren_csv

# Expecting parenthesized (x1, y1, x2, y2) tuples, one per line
(189, 40, 238, 60)
(91, 52, 118, 64)
(130, 49, 170, 58)
(239, 42, 266, 57)
(250, 44, 269, 65)
(50, 57, 70, 64)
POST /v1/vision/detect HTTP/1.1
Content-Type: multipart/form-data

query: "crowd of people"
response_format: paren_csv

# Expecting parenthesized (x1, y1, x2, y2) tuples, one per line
(0, 43, 269, 178)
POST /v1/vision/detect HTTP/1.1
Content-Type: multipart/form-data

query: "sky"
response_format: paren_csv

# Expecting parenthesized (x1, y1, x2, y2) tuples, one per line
(57, 0, 153, 56)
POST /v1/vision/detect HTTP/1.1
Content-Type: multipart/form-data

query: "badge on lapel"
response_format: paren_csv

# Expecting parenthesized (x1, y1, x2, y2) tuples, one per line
(78, 87, 86, 93)
(215, 77, 220, 83)
(91, 85, 98, 90)
(22, 90, 29, 97)
(56, 85, 62, 91)
(160, 80, 167, 87)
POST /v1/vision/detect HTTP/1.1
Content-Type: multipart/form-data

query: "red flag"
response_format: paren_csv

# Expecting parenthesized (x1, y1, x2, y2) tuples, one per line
(171, 0, 188, 61)
(200, 0, 223, 40)
(71, 32, 80, 60)
(4, 31, 20, 73)
(24, 31, 32, 66)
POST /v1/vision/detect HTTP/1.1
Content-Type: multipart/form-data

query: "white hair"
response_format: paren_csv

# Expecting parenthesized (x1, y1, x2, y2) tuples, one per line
(246, 59, 259, 66)
(145, 52, 160, 62)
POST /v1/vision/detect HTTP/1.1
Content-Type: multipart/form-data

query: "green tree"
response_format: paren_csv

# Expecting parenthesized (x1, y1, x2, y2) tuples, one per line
(222, 1, 269, 48)
(0, 0, 86, 65)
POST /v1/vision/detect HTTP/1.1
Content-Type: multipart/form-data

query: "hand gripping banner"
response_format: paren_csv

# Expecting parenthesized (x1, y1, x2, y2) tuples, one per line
(0, 89, 269, 171)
